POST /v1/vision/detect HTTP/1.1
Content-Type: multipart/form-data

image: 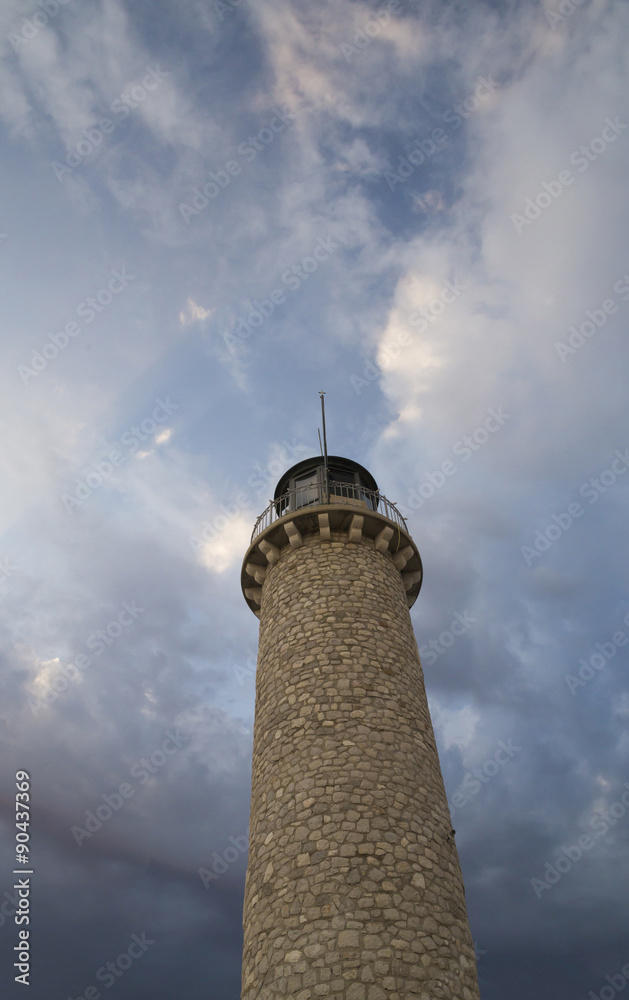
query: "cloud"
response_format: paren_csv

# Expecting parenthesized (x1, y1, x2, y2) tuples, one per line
(194, 514, 254, 575)
(179, 298, 214, 327)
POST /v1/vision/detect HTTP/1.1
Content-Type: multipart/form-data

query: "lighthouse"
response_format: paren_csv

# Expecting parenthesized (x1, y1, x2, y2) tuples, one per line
(240, 452, 480, 999)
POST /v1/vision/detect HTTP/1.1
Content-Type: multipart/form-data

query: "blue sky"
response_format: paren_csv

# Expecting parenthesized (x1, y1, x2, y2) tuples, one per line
(1, 0, 628, 997)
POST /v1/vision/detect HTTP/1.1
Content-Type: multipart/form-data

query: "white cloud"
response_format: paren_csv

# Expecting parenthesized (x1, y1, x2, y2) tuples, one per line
(179, 298, 213, 327)
(196, 515, 253, 575)
(371, 4, 629, 486)
(432, 701, 480, 751)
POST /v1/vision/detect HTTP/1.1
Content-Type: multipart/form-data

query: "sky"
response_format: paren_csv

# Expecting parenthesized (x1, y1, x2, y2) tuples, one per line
(0, 0, 628, 997)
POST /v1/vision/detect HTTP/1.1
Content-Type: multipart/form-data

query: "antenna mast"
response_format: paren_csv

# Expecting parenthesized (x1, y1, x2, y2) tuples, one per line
(319, 391, 329, 504)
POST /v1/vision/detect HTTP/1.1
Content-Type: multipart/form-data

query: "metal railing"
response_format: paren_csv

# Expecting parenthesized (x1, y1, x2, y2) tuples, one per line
(251, 480, 407, 541)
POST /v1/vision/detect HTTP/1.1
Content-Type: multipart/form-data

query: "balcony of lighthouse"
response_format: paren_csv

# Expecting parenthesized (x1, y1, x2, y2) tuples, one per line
(241, 455, 423, 617)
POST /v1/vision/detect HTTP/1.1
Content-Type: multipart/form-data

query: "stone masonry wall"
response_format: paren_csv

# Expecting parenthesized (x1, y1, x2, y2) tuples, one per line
(241, 529, 480, 1000)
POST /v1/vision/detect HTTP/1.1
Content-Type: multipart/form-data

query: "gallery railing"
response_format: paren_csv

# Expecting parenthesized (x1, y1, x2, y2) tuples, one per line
(251, 480, 407, 541)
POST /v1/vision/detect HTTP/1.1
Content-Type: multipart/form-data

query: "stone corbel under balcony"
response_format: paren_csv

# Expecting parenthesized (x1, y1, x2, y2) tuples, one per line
(241, 501, 423, 617)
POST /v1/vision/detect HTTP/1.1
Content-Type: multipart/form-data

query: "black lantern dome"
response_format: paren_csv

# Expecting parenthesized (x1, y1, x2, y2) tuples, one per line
(274, 454, 378, 511)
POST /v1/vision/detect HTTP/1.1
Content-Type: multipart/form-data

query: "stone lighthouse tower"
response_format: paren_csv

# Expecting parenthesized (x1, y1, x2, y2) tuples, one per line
(240, 452, 480, 1000)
